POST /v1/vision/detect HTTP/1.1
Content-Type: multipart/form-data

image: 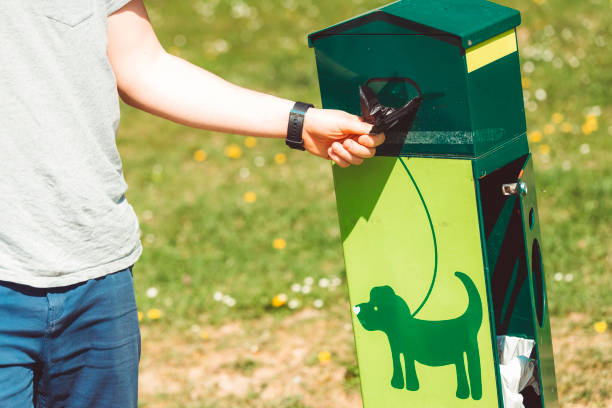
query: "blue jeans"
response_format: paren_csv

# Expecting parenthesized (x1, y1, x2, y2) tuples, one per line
(0, 268, 140, 407)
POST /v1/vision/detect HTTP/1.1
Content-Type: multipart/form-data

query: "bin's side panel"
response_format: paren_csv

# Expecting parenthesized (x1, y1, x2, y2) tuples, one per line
(477, 154, 536, 339)
(518, 157, 559, 408)
(334, 156, 499, 407)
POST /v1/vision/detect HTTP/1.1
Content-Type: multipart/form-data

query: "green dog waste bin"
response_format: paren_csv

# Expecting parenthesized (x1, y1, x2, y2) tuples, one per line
(308, 1, 559, 407)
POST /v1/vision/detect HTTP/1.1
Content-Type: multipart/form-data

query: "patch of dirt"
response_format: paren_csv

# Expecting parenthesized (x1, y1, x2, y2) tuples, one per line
(139, 306, 362, 407)
(550, 317, 612, 408)
(138, 310, 611, 407)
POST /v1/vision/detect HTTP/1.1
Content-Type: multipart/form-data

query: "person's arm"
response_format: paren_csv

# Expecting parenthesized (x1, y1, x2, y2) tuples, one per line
(106, 0, 384, 167)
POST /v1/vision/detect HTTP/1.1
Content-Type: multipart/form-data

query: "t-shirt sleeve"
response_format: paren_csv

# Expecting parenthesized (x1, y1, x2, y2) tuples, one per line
(106, 0, 133, 16)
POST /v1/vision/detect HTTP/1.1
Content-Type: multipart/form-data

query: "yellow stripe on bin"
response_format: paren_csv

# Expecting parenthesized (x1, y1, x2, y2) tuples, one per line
(466, 30, 517, 73)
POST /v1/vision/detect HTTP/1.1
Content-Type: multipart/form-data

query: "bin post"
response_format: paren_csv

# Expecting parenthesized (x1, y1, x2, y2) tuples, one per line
(309, 1, 559, 407)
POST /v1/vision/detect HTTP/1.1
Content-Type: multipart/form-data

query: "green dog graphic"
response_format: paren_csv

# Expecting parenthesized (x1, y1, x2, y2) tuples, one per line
(354, 272, 483, 400)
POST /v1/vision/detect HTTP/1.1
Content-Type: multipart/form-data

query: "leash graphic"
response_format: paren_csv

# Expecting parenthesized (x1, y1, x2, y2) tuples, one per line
(399, 157, 438, 318)
(359, 77, 437, 318)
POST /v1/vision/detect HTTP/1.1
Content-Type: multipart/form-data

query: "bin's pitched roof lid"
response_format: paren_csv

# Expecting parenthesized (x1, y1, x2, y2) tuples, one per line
(308, 0, 521, 49)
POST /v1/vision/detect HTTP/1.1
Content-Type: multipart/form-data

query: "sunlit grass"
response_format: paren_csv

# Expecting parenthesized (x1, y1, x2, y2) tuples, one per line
(118, 0, 610, 406)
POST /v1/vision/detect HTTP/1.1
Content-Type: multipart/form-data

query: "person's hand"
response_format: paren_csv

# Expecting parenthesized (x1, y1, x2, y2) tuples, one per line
(302, 108, 385, 167)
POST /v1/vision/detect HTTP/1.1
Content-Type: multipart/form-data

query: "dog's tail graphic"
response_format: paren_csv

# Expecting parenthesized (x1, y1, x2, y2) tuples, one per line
(455, 272, 483, 331)
(455, 271, 483, 400)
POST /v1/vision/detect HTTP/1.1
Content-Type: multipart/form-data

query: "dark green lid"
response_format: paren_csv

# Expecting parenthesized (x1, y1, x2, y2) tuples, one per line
(308, 0, 521, 49)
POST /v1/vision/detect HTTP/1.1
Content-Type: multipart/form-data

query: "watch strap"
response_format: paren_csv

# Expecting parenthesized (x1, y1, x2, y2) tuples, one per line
(286, 102, 314, 151)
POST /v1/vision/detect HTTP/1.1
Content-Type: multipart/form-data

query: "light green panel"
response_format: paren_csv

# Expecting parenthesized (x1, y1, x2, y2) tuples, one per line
(333, 157, 499, 407)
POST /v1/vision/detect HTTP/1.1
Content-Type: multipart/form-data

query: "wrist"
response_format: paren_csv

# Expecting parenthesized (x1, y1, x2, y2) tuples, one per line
(285, 102, 314, 151)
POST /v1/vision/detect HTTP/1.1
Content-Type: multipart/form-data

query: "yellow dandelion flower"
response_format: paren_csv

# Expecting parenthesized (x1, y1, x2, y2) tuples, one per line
(243, 191, 257, 203)
(552, 113, 564, 124)
(193, 149, 207, 162)
(561, 122, 573, 133)
(533, 0, 546, 5)
(271, 293, 288, 308)
(528, 130, 543, 143)
(594, 321, 607, 333)
(274, 153, 287, 164)
(273, 238, 287, 250)
(543, 124, 555, 135)
(138, 311, 143, 322)
(200, 330, 210, 340)
(244, 137, 257, 148)
(318, 351, 332, 364)
(581, 123, 594, 135)
(225, 144, 242, 159)
(147, 308, 163, 320)
(585, 115, 598, 131)
(521, 77, 531, 89)
(538, 144, 551, 155)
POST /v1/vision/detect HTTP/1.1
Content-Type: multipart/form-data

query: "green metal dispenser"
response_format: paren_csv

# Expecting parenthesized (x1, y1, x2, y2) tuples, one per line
(308, 1, 559, 407)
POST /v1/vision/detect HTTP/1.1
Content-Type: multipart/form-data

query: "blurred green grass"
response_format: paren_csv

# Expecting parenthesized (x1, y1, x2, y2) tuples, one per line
(123, 0, 610, 325)
(118, 0, 610, 404)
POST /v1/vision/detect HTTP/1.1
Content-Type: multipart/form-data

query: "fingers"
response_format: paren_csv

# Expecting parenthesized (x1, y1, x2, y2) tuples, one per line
(343, 138, 375, 159)
(340, 116, 374, 136)
(305, 109, 387, 166)
(328, 147, 350, 168)
(357, 133, 386, 148)
(332, 142, 364, 166)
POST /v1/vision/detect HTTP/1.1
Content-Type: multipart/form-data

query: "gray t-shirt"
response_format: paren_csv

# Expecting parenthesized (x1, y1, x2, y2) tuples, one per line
(0, 0, 141, 288)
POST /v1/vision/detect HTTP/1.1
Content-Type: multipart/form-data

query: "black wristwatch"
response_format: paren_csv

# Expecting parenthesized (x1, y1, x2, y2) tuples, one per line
(286, 102, 314, 151)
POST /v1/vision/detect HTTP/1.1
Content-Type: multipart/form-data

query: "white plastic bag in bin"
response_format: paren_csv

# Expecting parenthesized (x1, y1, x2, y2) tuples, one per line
(497, 336, 539, 408)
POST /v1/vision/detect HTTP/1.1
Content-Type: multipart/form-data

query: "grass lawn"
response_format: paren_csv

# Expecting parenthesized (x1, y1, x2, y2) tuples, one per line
(117, 0, 611, 406)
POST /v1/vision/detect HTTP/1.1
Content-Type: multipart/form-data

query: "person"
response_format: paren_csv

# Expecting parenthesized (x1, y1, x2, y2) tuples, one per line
(0, 0, 384, 406)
